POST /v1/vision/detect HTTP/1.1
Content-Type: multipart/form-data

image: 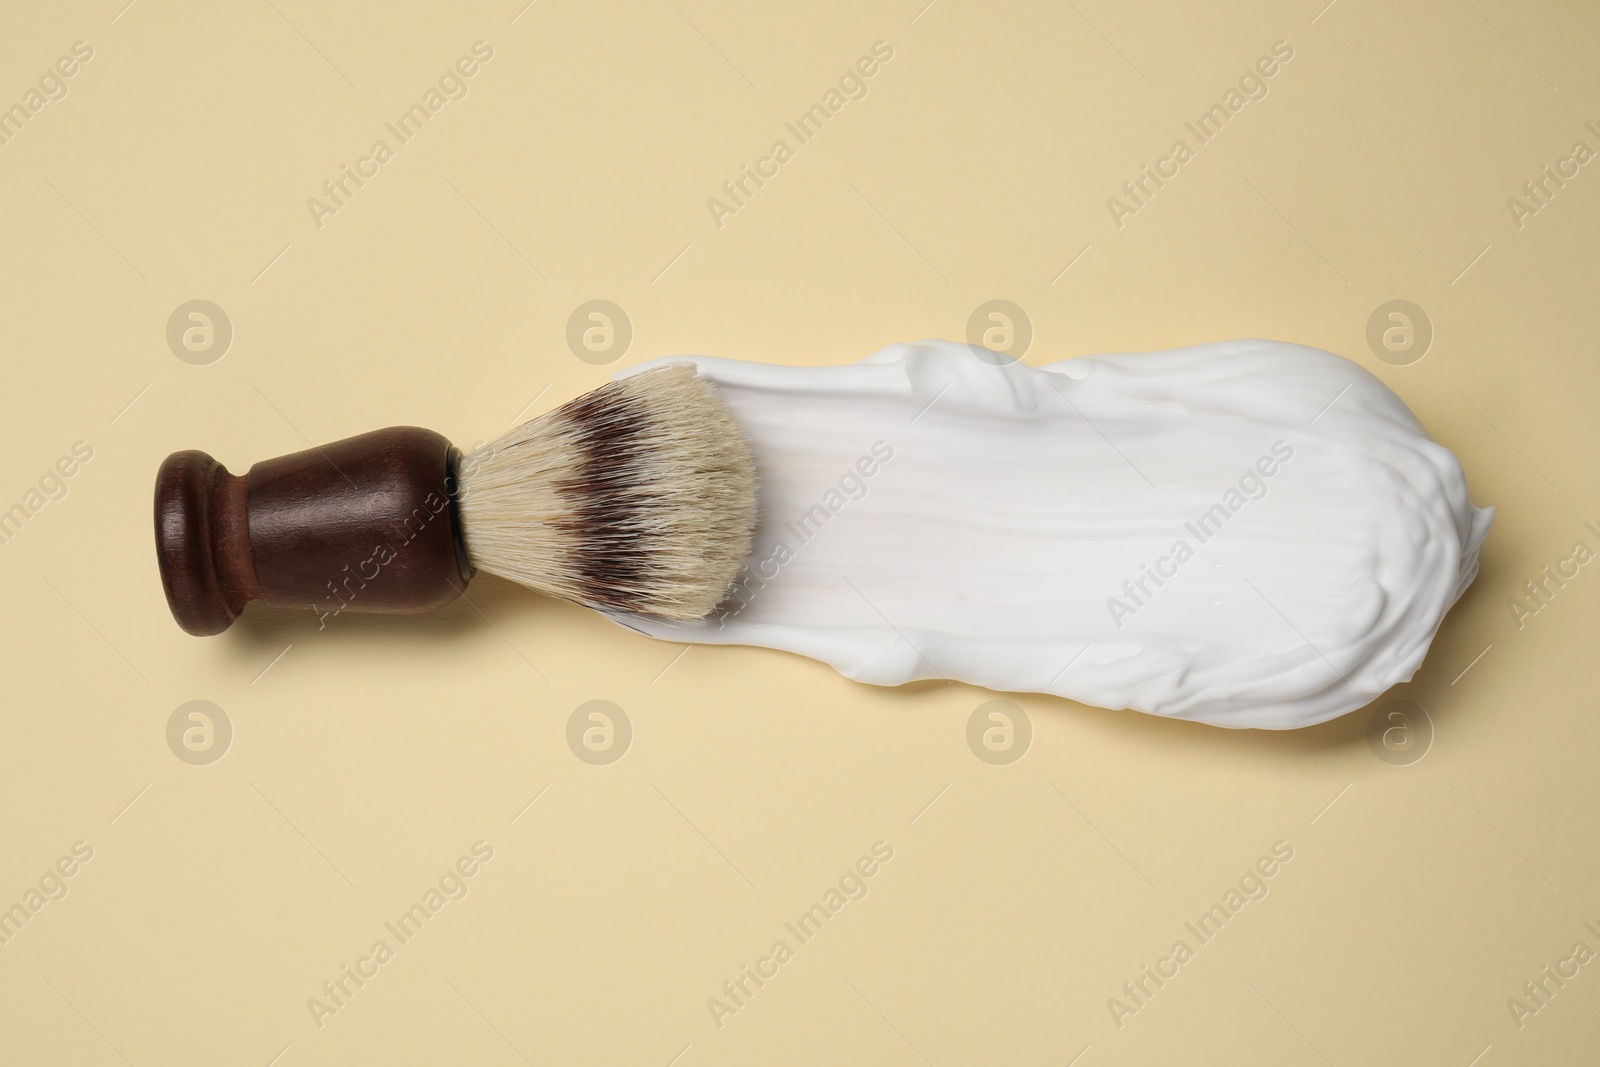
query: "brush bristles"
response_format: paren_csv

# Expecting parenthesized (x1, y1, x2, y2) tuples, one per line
(456, 364, 758, 620)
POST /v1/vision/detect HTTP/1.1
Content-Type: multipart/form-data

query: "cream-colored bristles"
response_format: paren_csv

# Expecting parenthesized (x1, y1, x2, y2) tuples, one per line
(456, 364, 758, 620)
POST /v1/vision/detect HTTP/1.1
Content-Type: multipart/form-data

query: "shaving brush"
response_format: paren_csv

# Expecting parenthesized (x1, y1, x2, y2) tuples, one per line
(154, 365, 758, 635)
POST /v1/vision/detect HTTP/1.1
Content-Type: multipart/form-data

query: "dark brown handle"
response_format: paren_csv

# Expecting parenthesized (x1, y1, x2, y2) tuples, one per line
(154, 427, 474, 635)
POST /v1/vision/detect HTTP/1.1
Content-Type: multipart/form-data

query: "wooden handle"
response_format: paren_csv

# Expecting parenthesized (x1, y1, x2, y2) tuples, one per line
(153, 427, 474, 635)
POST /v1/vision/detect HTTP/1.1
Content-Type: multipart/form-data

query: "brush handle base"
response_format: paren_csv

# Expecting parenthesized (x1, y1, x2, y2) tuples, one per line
(154, 427, 474, 636)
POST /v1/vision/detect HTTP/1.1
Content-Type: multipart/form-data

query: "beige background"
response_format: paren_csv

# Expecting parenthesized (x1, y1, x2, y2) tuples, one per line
(2, 0, 1597, 1063)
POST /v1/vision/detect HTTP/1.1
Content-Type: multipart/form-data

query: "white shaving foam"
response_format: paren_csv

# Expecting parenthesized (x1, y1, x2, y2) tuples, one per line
(608, 339, 1492, 729)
